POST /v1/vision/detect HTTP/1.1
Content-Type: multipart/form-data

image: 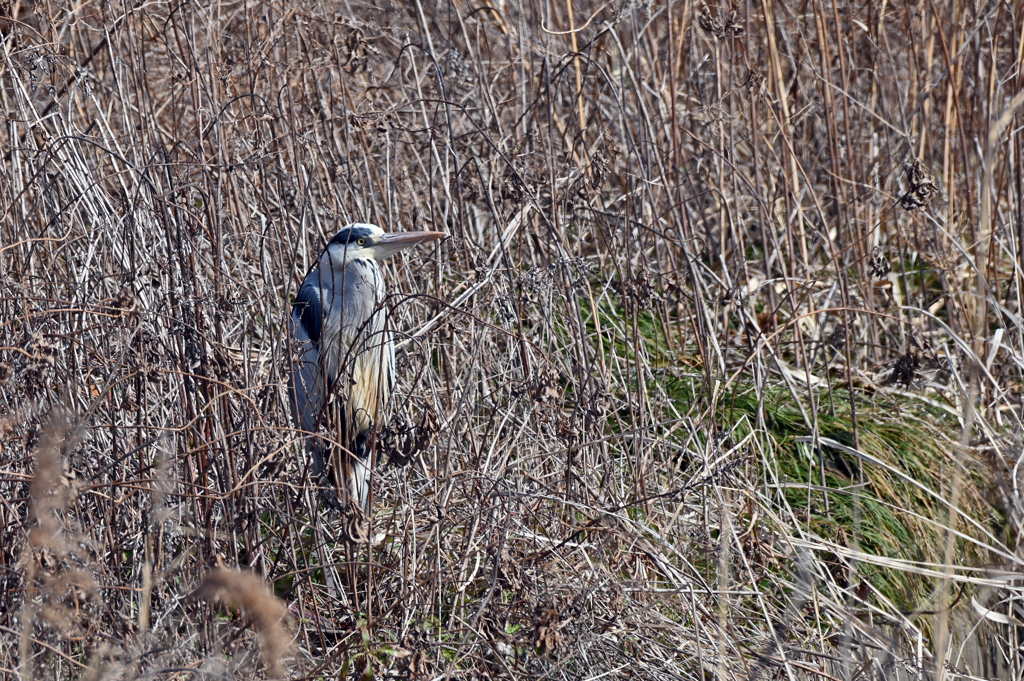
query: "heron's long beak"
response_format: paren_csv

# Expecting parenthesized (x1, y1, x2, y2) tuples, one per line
(374, 231, 447, 259)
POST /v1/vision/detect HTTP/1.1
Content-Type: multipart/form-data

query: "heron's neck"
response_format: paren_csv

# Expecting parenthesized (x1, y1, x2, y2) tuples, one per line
(317, 257, 384, 296)
(318, 250, 378, 275)
(340, 257, 381, 279)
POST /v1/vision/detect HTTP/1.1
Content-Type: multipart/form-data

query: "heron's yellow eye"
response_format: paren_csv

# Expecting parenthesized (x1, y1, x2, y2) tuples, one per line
(357, 238, 367, 246)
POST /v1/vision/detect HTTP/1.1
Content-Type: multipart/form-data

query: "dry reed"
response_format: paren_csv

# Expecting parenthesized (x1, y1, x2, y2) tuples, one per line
(2, 0, 1024, 678)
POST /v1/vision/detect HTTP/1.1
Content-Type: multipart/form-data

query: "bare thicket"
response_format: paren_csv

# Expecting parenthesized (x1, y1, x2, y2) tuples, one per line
(2, 0, 1024, 678)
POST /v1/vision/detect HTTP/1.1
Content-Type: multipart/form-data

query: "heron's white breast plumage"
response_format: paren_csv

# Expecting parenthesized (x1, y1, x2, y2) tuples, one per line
(319, 258, 393, 432)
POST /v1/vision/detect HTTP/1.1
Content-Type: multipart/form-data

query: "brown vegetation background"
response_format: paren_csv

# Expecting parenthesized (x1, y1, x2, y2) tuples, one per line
(2, 0, 1024, 677)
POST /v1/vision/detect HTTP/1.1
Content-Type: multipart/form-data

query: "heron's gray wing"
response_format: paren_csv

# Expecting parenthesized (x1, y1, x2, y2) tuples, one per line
(290, 278, 326, 439)
(293, 279, 323, 344)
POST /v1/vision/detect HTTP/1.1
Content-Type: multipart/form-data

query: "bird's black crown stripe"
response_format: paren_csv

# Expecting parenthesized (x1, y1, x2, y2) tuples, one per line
(329, 226, 375, 246)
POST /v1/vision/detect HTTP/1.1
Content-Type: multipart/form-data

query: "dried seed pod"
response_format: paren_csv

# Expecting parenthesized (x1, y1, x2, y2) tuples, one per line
(698, 5, 724, 39)
(899, 159, 939, 211)
(699, 4, 743, 39)
(868, 246, 890, 279)
(532, 605, 564, 657)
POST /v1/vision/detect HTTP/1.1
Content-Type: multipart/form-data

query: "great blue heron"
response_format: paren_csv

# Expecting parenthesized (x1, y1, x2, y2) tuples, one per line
(289, 223, 445, 510)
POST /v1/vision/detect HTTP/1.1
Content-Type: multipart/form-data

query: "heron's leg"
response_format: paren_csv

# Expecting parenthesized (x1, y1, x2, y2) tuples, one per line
(310, 440, 342, 510)
(349, 454, 371, 511)
(346, 430, 371, 510)
(310, 438, 327, 476)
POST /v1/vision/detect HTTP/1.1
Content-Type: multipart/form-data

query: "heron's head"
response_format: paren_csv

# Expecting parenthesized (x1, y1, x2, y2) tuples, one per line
(326, 223, 446, 265)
